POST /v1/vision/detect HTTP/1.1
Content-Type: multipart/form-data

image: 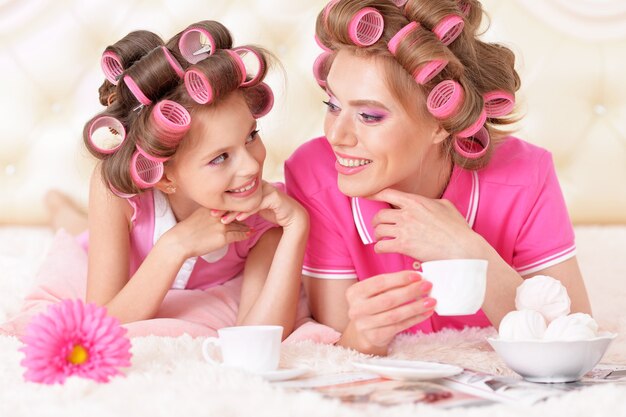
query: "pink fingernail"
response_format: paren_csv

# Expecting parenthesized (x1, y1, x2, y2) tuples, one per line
(419, 280, 432, 292)
(423, 297, 437, 308)
(409, 272, 422, 282)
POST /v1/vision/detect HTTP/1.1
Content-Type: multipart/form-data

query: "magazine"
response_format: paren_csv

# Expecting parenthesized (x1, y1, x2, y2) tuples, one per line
(274, 364, 626, 409)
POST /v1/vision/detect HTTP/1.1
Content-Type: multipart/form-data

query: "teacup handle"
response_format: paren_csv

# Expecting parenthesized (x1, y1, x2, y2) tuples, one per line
(202, 337, 221, 365)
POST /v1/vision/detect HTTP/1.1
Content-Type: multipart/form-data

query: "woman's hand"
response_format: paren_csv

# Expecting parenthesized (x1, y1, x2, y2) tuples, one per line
(344, 271, 436, 350)
(214, 182, 308, 230)
(164, 207, 252, 258)
(369, 188, 485, 262)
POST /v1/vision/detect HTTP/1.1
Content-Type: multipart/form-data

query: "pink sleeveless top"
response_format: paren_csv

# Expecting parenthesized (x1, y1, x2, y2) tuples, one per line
(80, 188, 280, 290)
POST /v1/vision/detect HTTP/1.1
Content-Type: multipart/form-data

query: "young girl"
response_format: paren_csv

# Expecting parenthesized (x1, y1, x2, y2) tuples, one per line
(285, 0, 592, 354)
(3, 21, 315, 341)
(88, 20, 312, 339)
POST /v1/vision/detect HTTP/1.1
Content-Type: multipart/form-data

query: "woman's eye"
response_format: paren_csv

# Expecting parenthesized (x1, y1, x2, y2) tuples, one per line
(323, 100, 340, 114)
(209, 153, 228, 166)
(246, 129, 260, 144)
(359, 112, 384, 123)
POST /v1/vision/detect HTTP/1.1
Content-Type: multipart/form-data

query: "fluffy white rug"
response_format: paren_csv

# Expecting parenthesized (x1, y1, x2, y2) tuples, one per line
(1, 226, 625, 417)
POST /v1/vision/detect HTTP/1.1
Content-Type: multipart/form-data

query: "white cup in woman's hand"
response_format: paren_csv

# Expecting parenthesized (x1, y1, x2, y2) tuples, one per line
(420, 259, 488, 316)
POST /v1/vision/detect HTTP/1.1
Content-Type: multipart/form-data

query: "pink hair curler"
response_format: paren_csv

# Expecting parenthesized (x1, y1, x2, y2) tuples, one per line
(178, 27, 216, 64)
(387, 21, 419, 56)
(130, 146, 166, 189)
(314, 34, 332, 52)
(184, 69, 213, 104)
(123, 75, 152, 106)
(151, 100, 191, 145)
(88, 116, 126, 154)
(160, 46, 184, 79)
(313, 52, 333, 88)
(432, 14, 465, 46)
(483, 90, 515, 118)
(391, 0, 408, 7)
(456, 108, 487, 138)
(427, 79, 464, 119)
(235, 48, 265, 87)
(413, 59, 448, 85)
(101, 51, 123, 85)
(458, 0, 471, 18)
(348, 7, 384, 47)
(250, 82, 274, 119)
(454, 126, 490, 159)
(225, 49, 247, 86)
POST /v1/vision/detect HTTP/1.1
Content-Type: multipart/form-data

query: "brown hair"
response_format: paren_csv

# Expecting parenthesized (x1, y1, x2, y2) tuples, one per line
(98, 31, 165, 106)
(84, 21, 274, 195)
(315, 0, 521, 169)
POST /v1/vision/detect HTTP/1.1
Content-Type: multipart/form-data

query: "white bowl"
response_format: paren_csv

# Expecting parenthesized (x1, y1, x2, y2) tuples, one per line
(487, 332, 616, 383)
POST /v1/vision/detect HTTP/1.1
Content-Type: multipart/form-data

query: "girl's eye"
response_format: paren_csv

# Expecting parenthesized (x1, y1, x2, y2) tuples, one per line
(246, 129, 260, 144)
(359, 112, 384, 123)
(209, 153, 228, 166)
(323, 100, 340, 114)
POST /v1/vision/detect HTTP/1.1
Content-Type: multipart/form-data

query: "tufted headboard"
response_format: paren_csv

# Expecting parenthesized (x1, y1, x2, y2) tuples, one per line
(1, 0, 625, 224)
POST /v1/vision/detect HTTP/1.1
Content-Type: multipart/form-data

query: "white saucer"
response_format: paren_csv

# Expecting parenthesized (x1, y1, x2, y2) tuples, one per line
(255, 367, 309, 382)
(352, 359, 463, 381)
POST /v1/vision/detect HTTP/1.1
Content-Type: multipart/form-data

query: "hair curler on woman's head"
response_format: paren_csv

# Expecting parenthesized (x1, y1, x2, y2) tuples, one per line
(315, 0, 521, 169)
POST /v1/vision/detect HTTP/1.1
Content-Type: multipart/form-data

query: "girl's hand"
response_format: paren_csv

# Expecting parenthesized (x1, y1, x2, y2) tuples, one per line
(368, 188, 485, 262)
(165, 207, 251, 258)
(214, 182, 308, 230)
(346, 271, 436, 349)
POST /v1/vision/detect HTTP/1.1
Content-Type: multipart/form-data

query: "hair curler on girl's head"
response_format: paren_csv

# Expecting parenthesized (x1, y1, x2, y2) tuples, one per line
(86, 115, 127, 156)
(243, 82, 274, 119)
(86, 21, 276, 196)
(98, 30, 164, 106)
(184, 46, 270, 105)
(117, 46, 184, 111)
(169, 20, 234, 65)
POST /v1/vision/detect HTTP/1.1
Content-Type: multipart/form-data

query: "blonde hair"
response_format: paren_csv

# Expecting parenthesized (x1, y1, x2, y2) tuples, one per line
(315, 0, 521, 169)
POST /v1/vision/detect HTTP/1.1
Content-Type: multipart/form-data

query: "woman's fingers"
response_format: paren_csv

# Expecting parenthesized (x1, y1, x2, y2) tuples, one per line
(350, 280, 432, 318)
(358, 297, 436, 331)
(372, 208, 402, 226)
(373, 237, 401, 254)
(367, 188, 415, 209)
(373, 223, 398, 241)
(363, 309, 437, 346)
(347, 271, 421, 300)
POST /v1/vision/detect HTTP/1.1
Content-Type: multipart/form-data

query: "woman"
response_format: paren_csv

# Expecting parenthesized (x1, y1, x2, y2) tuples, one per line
(285, 0, 591, 355)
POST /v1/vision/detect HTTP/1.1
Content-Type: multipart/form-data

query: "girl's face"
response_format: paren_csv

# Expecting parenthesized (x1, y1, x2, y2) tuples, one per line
(163, 92, 266, 218)
(323, 50, 450, 198)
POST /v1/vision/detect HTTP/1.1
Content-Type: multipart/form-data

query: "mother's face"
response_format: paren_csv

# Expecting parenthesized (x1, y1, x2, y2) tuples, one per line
(323, 50, 448, 198)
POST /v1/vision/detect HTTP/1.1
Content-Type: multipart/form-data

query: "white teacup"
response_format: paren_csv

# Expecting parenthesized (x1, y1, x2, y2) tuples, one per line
(420, 259, 488, 316)
(202, 325, 283, 373)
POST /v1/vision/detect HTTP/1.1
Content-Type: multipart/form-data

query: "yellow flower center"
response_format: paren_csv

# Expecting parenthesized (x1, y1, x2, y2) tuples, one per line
(67, 345, 89, 365)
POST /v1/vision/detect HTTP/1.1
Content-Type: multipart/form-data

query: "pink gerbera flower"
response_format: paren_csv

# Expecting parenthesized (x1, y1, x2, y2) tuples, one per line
(20, 299, 132, 384)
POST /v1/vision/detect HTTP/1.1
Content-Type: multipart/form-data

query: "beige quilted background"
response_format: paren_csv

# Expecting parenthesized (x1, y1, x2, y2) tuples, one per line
(1, 0, 625, 224)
